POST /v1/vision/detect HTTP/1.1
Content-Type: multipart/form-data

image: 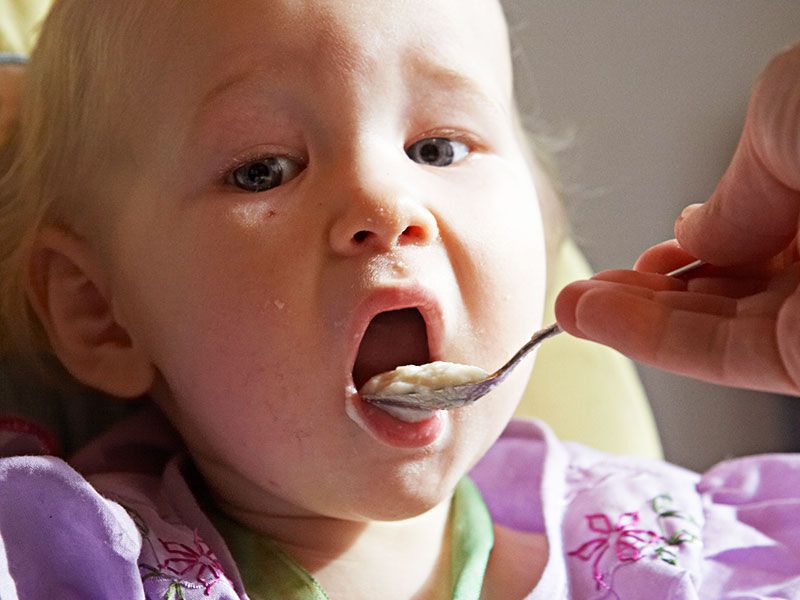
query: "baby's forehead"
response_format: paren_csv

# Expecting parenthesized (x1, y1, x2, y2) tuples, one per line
(111, 0, 514, 166)
(145, 0, 512, 94)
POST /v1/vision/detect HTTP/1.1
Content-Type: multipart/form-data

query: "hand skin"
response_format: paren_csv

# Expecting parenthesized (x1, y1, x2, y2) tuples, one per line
(555, 42, 800, 397)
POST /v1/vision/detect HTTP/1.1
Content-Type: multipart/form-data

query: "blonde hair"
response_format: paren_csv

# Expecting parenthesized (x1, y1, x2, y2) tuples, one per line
(0, 2, 163, 377)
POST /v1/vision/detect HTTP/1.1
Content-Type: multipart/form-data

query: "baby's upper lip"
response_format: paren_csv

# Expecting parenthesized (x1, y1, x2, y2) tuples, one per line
(346, 283, 445, 381)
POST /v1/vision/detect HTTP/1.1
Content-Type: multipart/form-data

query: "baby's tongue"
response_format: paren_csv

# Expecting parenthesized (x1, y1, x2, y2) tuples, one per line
(353, 308, 429, 389)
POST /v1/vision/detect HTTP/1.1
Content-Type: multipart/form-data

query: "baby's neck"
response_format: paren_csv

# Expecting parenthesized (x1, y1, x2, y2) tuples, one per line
(225, 497, 454, 600)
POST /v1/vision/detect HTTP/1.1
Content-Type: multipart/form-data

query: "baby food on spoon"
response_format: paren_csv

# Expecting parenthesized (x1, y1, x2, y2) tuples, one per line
(355, 361, 489, 425)
(350, 308, 487, 424)
(360, 361, 489, 397)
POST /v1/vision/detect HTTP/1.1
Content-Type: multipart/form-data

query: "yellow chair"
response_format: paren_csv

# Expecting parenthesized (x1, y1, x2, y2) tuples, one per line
(0, 0, 49, 56)
(520, 239, 661, 457)
(0, 1, 662, 458)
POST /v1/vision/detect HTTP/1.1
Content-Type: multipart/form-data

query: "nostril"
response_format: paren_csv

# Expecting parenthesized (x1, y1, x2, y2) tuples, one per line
(351, 225, 426, 245)
(401, 225, 426, 241)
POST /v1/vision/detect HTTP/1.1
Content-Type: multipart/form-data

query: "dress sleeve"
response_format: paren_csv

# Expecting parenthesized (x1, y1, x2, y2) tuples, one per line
(0, 455, 144, 599)
(697, 453, 800, 597)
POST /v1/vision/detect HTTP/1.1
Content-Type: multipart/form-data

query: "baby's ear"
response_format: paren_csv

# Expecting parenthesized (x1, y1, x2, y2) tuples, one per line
(26, 226, 154, 398)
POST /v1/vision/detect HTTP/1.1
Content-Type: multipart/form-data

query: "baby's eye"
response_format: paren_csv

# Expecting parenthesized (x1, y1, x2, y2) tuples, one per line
(405, 137, 469, 167)
(228, 156, 303, 192)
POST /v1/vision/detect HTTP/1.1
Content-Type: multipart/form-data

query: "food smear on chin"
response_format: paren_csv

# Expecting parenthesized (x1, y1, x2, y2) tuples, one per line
(360, 361, 488, 397)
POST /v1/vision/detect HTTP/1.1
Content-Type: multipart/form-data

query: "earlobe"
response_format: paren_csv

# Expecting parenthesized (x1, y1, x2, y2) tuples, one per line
(26, 226, 155, 398)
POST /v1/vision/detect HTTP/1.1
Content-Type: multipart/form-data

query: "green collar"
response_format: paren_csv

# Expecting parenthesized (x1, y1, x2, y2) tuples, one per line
(450, 476, 496, 599)
(208, 477, 494, 599)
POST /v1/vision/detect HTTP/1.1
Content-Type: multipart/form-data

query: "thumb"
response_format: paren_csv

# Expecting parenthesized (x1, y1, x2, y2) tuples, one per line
(676, 43, 800, 266)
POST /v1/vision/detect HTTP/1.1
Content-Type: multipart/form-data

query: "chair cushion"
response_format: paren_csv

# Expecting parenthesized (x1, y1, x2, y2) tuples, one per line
(516, 239, 662, 457)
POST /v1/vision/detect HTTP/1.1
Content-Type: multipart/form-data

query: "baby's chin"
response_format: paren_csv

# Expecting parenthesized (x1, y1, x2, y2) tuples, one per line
(344, 475, 463, 523)
(345, 437, 500, 522)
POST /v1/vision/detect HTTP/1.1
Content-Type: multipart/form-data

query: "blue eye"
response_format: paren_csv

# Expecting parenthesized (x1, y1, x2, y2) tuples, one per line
(229, 156, 303, 192)
(406, 137, 469, 167)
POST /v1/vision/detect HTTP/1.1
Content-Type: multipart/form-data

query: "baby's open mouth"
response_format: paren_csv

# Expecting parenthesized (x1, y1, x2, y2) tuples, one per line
(352, 308, 430, 390)
(349, 307, 447, 434)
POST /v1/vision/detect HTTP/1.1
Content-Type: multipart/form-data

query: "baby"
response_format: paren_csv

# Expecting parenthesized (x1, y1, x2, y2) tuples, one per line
(0, 1, 799, 599)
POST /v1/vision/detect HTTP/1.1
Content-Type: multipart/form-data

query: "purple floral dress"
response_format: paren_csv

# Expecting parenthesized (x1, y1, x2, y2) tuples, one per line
(1, 407, 799, 599)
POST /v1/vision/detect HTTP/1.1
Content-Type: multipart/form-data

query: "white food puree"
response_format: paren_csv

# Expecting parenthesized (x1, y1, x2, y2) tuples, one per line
(360, 361, 488, 397)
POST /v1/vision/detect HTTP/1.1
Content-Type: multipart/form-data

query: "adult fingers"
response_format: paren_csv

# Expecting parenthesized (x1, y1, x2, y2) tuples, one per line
(594, 264, 768, 298)
(555, 279, 796, 395)
(633, 240, 697, 274)
(676, 43, 800, 266)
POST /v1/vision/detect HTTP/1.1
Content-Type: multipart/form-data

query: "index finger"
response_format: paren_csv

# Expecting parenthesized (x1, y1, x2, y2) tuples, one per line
(556, 279, 796, 395)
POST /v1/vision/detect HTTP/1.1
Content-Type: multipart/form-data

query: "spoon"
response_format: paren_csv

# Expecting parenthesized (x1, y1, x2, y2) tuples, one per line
(361, 259, 704, 411)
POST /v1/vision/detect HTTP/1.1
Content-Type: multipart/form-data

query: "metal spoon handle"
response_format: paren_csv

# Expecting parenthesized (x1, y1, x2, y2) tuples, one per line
(488, 322, 561, 382)
(485, 259, 705, 386)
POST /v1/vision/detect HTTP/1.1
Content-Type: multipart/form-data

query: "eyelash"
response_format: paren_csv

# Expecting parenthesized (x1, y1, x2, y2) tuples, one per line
(410, 129, 480, 150)
(221, 130, 481, 192)
(219, 148, 307, 183)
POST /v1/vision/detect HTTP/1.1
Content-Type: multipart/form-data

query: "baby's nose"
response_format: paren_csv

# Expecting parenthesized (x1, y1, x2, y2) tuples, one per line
(328, 188, 439, 256)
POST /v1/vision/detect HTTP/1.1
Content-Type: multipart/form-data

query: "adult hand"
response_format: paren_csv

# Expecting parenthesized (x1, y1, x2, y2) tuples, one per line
(0, 63, 24, 147)
(555, 43, 800, 396)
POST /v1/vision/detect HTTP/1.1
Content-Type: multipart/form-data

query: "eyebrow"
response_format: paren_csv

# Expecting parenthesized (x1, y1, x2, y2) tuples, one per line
(408, 57, 511, 118)
(191, 57, 510, 138)
(189, 65, 292, 143)
(204, 65, 257, 103)
(197, 67, 262, 117)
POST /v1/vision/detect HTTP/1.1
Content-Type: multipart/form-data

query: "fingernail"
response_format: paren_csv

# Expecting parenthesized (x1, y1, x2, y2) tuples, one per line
(678, 203, 702, 221)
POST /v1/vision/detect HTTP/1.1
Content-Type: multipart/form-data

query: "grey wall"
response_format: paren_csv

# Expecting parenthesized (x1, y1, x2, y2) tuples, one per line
(503, 1, 800, 471)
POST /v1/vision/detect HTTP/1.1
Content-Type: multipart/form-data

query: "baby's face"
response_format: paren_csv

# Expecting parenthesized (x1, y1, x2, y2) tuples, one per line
(108, 0, 546, 519)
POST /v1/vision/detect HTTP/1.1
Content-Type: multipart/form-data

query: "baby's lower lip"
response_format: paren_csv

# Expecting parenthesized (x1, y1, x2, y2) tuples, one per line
(345, 386, 446, 449)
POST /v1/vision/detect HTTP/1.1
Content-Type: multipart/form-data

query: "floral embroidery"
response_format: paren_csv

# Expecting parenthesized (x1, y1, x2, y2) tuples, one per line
(154, 530, 226, 595)
(116, 502, 228, 599)
(649, 494, 699, 567)
(568, 511, 659, 591)
(568, 494, 698, 593)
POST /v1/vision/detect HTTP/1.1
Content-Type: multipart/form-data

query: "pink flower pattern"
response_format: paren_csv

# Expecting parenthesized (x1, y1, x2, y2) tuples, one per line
(114, 500, 230, 599)
(568, 494, 698, 593)
(568, 511, 660, 591)
(157, 529, 226, 596)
